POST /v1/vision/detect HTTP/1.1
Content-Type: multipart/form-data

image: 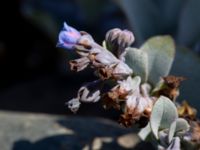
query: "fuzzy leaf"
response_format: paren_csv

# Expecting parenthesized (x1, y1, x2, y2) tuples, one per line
(115, 0, 161, 44)
(150, 96, 178, 139)
(138, 123, 151, 140)
(175, 118, 190, 133)
(141, 36, 175, 86)
(168, 118, 190, 143)
(168, 120, 177, 143)
(167, 137, 181, 150)
(125, 47, 148, 82)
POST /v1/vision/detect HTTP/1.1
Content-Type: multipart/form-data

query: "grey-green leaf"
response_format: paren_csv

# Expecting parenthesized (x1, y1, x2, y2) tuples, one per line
(141, 36, 175, 86)
(150, 96, 178, 139)
(168, 118, 190, 143)
(175, 118, 190, 133)
(125, 47, 148, 82)
(168, 120, 176, 143)
(138, 123, 151, 140)
(167, 137, 181, 150)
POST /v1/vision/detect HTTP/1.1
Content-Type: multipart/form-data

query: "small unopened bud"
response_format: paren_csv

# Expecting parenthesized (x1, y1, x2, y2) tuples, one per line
(105, 28, 135, 58)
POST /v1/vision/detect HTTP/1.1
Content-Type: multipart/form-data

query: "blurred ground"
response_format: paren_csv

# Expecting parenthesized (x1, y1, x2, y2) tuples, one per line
(0, 111, 155, 150)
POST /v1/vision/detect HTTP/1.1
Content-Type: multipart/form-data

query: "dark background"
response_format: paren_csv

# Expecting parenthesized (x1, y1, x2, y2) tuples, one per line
(0, 0, 199, 118)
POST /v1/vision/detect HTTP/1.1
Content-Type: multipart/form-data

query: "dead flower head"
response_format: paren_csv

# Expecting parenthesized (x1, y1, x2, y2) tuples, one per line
(177, 101, 197, 121)
(153, 75, 186, 101)
(191, 121, 200, 143)
(118, 77, 154, 127)
(102, 76, 136, 109)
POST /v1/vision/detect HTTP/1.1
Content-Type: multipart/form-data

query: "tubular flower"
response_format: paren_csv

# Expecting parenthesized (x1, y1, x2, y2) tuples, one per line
(57, 22, 81, 49)
(66, 28, 133, 80)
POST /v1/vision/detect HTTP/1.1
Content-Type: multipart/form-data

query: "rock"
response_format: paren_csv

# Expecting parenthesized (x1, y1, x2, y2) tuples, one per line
(0, 111, 155, 150)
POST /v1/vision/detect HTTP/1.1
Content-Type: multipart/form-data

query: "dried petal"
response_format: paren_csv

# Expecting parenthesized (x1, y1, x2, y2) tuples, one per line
(117, 76, 137, 94)
(77, 34, 94, 49)
(106, 28, 121, 43)
(77, 81, 102, 103)
(69, 57, 90, 72)
(88, 48, 119, 68)
(191, 121, 200, 143)
(112, 62, 133, 79)
(97, 66, 114, 80)
(102, 94, 121, 110)
(119, 112, 135, 127)
(96, 61, 133, 80)
(120, 84, 154, 127)
(177, 101, 197, 120)
(153, 75, 186, 101)
(126, 94, 140, 112)
(66, 98, 81, 113)
(78, 86, 100, 103)
(163, 75, 186, 88)
(102, 77, 136, 110)
(74, 45, 91, 57)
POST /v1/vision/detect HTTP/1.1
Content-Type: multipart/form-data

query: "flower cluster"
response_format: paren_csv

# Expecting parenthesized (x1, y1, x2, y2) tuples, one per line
(57, 22, 200, 149)
(57, 22, 155, 127)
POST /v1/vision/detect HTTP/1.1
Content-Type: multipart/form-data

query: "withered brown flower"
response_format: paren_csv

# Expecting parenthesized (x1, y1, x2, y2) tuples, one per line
(119, 80, 154, 127)
(119, 110, 137, 127)
(191, 121, 200, 143)
(102, 77, 138, 110)
(102, 94, 121, 110)
(70, 33, 133, 81)
(69, 57, 90, 72)
(153, 75, 186, 101)
(177, 101, 197, 121)
(163, 75, 186, 88)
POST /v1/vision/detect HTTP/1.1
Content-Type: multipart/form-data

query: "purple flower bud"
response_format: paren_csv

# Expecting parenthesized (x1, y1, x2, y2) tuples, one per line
(57, 22, 81, 49)
(105, 28, 135, 58)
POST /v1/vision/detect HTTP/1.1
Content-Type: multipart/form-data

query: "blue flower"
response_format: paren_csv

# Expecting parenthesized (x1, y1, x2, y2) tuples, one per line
(57, 22, 81, 49)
